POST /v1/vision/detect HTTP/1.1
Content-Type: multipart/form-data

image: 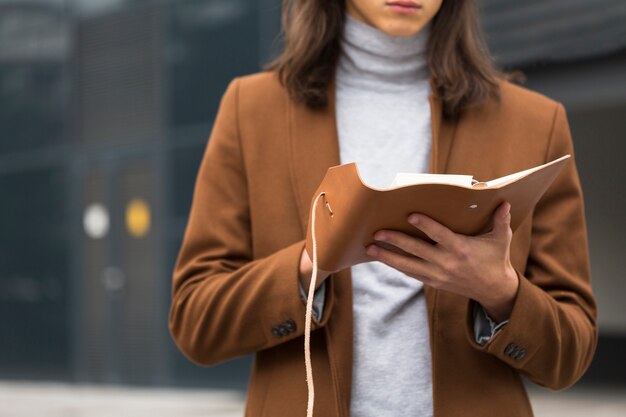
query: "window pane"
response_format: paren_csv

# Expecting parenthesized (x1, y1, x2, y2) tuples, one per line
(0, 167, 70, 379)
(0, 5, 70, 154)
(168, 0, 260, 127)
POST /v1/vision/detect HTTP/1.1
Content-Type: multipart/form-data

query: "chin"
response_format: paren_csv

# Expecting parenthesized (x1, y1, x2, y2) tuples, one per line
(377, 19, 426, 37)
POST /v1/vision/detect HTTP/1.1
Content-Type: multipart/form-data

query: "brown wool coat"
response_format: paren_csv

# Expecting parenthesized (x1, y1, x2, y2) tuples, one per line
(168, 71, 598, 417)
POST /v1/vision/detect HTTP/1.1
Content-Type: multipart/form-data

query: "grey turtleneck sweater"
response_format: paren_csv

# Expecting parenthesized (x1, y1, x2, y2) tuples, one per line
(336, 14, 434, 417)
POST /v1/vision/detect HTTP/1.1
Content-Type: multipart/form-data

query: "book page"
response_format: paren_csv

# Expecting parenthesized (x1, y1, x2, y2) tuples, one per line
(388, 155, 571, 190)
(482, 167, 536, 188)
(483, 155, 571, 188)
(389, 173, 474, 189)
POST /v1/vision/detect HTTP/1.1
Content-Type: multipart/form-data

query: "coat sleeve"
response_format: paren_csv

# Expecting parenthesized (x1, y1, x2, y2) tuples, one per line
(465, 102, 598, 390)
(168, 77, 335, 366)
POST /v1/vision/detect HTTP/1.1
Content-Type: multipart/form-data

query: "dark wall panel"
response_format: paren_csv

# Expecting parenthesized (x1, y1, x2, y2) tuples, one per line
(0, 167, 70, 379)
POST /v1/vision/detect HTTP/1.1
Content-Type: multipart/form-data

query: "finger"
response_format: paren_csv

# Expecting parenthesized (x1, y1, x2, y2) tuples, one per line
(408, 213, 458, 247)
(366, 244, 436, 282)
(491, 201, 512, 239)
(373, 230, 442, 264)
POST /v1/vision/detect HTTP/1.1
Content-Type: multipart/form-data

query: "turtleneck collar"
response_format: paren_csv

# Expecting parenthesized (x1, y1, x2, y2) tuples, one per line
(336, 13, 431, 90)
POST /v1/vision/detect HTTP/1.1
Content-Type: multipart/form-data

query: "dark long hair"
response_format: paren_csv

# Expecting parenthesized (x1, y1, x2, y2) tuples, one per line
(265, 0, 521, 119)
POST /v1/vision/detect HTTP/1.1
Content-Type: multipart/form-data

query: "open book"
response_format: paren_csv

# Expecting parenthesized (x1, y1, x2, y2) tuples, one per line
(305, 155, 571, 271)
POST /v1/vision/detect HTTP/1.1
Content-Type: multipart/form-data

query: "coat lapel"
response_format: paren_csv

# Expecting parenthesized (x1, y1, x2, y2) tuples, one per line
(288, 75, 341, 238)
(427, 78, 457, 175)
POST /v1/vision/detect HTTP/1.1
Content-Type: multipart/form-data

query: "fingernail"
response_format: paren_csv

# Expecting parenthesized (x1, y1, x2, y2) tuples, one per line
(366, 245, 378, 256)
(408, 215, 419, 225)
(374, 232, 386, 241)
(502, 202, 511, 220)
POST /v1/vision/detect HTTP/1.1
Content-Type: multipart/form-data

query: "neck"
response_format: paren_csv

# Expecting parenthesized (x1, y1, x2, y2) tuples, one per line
(336, 13, 430, 90)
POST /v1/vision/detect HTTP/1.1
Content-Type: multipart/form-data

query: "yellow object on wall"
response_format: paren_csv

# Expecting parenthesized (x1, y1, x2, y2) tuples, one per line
(125, 198, 151, 238)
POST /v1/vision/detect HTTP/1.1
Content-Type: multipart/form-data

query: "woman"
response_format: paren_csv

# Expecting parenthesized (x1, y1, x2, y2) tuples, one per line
(169, 1, 597, 416)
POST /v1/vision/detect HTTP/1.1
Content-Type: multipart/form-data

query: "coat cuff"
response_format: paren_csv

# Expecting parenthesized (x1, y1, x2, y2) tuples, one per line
(266, 241, 334, 342)
(465, 269, 544, 367)
(298, 279, 327, 323)
(473, 302, 509, 346)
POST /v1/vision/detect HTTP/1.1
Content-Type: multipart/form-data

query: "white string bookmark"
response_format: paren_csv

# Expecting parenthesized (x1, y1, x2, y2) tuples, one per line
(305, 192, 325, 417)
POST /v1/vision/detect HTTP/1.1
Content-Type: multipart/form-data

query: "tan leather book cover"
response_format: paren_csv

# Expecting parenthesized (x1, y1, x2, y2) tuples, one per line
(305, 155, 571, 271)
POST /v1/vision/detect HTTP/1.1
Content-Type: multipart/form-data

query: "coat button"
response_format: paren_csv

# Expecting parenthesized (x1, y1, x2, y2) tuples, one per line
(272, 325, 287, 337)
(504, 343, 525, 360)
(272, 319, 297, 338)
(284, 319, 297, 332)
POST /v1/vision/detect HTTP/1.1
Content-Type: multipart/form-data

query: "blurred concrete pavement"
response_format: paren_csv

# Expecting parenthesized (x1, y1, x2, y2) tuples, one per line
(1, 380, 625, 416)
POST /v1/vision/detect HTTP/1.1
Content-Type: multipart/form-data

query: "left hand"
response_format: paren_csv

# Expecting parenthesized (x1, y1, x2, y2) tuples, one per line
(366, 201, 519, 323)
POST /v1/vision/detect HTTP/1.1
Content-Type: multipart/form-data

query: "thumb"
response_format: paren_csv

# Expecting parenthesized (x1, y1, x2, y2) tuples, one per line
(491, 201, 512, 238)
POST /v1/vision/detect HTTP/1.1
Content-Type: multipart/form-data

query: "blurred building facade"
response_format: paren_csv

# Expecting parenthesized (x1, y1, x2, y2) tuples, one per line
(0, 0, 624, 389)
